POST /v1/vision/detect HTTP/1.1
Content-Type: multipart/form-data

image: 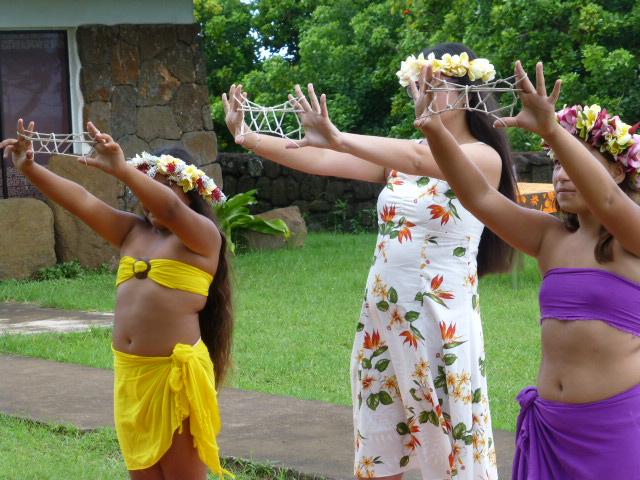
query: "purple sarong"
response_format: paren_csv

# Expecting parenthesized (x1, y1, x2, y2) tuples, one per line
(512, 384, 640, 479)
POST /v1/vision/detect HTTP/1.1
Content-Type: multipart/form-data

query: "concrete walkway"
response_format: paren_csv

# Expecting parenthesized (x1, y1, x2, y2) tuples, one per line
(0, 304, 515, 479)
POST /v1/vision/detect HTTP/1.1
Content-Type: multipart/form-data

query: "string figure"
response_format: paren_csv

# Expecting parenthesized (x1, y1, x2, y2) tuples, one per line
(234, 95, 305, 147)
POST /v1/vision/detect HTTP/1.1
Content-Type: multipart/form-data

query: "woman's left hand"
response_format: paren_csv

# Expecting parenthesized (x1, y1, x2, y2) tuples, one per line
(287, 83, 342, 150)
(81, 122, 127, 176)
(495, 61, 562, 137)
(412, 64, 445, 133)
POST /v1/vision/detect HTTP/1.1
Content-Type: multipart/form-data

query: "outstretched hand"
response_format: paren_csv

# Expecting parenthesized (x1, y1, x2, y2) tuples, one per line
(222, 84, 252, 146)
(0, 119, 36, 171)
(494, 61, 562, 137)
(412, 63, 445, 133)
(80, 122, 126, 176)
(287, 84, 341, 149)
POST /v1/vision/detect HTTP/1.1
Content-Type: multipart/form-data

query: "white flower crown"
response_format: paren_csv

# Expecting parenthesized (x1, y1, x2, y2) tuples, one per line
(128, 152, 226, 205)
(396, 52, 496, 87)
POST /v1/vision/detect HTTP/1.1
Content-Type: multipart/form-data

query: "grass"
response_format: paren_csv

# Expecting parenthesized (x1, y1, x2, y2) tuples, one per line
(0, 414, 323, 480)
(0, 232, 542, 431)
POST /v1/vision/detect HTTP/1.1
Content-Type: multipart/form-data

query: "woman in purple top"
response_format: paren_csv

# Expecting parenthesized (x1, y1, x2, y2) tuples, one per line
(411, 60, 640, 479)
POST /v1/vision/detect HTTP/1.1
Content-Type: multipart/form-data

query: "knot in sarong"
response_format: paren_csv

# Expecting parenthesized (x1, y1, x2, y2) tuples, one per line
(515, 386, 538, 450)
(132, 259, 151, 279)
(168, 344, 196, 393)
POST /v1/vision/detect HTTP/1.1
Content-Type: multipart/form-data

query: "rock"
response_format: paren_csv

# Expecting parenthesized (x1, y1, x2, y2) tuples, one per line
(138, 60, 180, 106)
(256, 177, 272, 200)
(181, 131, 217, 165)
(177, 24, 200, 45)
(137, 106, 181, 142)
(285, 176, 299, 202)
(119, 135, 150, 158)
(46, 155, 121, 267)
(172, 84, 209, 132)
(118, 25, 139, 45)
(271, 177, 288, 206)
(202, 163, 223, 189)
(80, 64, 112, 102)
(140, 26, 176, 59)
(202, 105, 214, 131)
(308, 199, 331, 212)
(263, 160, 281, 179)
(245, 206, 307, 250)
(222, 176, 237, 197)
(0, 198, 56, 280)
(112, 41, 140, 85)
(111, 86, 137, 138)
(83, 101, 111, 134)
(165, 43, 196, 83)
(149, 139, 180, 154)
(77, 26, 114, 65)
(237, 175, 256, 193)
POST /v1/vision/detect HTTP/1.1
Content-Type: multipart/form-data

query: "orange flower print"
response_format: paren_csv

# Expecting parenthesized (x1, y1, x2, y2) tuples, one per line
(363, 330, 385, 350)
(418, 275, 455, 308)
(428, 203, 459, 225)
(400, 326, 424, 349)
(380, 205, 397, 223)
(428, 184, 438, 197)
(439, 321, 466, 349)
(389, 307, 405, 327)
(386, 170, 404, 190)
(397, 221, 416, 243)
(542, 191, 557, 213)
(362, 374, 376, 390)
(530, 194, 540, 206)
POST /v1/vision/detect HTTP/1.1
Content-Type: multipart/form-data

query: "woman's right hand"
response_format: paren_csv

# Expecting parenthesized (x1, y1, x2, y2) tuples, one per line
(0, 119, 36, 172)
(222, 84, 252, 146)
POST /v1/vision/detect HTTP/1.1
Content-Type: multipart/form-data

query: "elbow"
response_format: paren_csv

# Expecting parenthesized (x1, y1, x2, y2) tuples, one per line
(151, 196, 183, 224)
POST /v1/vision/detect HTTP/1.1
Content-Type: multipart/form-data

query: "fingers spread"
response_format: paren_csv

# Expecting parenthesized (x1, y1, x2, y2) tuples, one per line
(535, 62, 546, 96)
(294, 84, 312, 112)
(549, 79, 562, 105)
(308, 84, 321, 114)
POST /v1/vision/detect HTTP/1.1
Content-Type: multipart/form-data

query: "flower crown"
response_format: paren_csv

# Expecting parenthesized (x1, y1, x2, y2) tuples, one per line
(396, 51, 496, 87)
(551, 104, 640, 189)
(128, 152, 226, 205)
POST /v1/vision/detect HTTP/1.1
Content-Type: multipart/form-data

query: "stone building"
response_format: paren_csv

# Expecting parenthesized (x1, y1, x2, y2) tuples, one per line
(0, 0, 219, 277)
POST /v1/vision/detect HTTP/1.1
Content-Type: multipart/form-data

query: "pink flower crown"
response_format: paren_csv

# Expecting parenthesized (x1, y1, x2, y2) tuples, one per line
(128, 152, 226, 205)
(548, 104, 640, 189)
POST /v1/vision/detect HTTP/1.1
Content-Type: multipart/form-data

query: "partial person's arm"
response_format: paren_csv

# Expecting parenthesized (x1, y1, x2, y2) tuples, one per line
(0, 119, 140, 247)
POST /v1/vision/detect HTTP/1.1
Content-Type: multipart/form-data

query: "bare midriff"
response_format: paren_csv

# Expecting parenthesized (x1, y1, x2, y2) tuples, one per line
(112, 279, 206, 356)
(538, 318, 640, 403)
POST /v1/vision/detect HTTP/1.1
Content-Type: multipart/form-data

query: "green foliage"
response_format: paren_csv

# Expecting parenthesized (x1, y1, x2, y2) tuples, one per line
(33, 261, 111, 281)
(201, 0, 640, 152)
(214, 189, 290, 253)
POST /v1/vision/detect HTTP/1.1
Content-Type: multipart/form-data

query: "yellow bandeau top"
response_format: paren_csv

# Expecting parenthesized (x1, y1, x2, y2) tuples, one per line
(116, 256, 213, 297)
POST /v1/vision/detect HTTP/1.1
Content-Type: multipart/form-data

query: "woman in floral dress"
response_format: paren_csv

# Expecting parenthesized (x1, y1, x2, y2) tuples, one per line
(223, 43, 518, 479)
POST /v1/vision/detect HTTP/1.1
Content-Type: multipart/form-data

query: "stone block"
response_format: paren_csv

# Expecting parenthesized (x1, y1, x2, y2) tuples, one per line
(80, 64, 112, 102)
(140, 26, 177, 59)
(138, 60, 181, 106)
(256, 177, 272, 200)
(112, 41, 140, 86)
(237, 175, 256, 193)
(245, 206, 307, 250)
(137, 106, 181, 142)
(111, 86, 137, 138)
(202, 105, 214, 131)
(172, 84, 209, 132)
(0, 198, 56, 280)
(119, 135, 150, 158)
(83, 101, 112, 134)
(47, 155, 120, 267)
(181, 131, 217, 165)
(263, 160, 281, 179)
(77, 26, 115, 65)
(149, 139, 180, 153)
(165, 43, 196, 83)
(177, 24, 200, 44)
(271, 177, 288, 206)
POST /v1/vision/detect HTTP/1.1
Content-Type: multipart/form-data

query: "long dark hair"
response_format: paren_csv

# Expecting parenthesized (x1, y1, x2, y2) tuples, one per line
(421, 42, 519, 276)
(153, 146, 234, 386)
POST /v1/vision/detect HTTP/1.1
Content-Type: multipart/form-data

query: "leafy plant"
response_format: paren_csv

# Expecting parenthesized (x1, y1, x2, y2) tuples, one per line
(214, 189, 290, 253)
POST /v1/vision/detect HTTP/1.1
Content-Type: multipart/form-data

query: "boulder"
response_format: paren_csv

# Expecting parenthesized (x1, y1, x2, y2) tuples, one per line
(47, 155, 120, 267)
(0, 198, 56, 280)
(245, 206, 307, 250)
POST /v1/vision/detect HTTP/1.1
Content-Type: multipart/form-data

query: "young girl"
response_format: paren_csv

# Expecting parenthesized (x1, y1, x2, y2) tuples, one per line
(0, 121, 233, 480)
(413, 60, 640, 478)
(224, 43, 517, 479)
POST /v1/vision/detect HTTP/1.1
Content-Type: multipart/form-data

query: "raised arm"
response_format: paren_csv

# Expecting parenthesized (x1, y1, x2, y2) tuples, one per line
(507, 63, 640, 257)
(222, 85, 386, 183)
(84, 124, 220, 258)
(0, 119, 140, 247)
(414, 65, 560, 258)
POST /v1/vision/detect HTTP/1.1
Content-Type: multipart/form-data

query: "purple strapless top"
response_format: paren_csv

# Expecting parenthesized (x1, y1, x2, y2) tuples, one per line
(540, 268, 640, 337)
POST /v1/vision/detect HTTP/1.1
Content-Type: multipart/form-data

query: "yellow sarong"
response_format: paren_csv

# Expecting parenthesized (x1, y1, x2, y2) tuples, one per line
(112, 340, 231, 477)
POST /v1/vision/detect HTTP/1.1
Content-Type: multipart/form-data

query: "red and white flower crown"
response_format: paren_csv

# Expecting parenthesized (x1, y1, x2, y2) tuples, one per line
(550, 105, 640, 189)
(128, 152, 226, 205)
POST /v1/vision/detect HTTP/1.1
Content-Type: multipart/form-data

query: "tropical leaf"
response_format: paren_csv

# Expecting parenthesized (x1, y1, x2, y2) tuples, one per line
(367, 393, 380, 411)
(443, 353, 457, 365)
(388, 287, 398, 304)
(378, 390, 393, 405)
(405, 310, 420, 322)
(376, 300, 389, 312)
(375, 358, 390, 372)
(473, 388, 482, 403)
(396, 422, 410, 435)
(417, 176, 431, 186)
(372, 346, 388, 358)
(425, 292, 448, 308)
(443, 340, 467, 349)
(453, 247, 466, 257)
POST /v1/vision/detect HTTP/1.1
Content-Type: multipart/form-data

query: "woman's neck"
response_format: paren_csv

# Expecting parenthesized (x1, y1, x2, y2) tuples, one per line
(443, 113, 476, 144)
(577, 211, 603, 237)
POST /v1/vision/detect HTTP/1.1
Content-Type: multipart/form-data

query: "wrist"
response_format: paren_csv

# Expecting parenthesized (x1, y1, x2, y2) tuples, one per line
(540, 122, 563, 144)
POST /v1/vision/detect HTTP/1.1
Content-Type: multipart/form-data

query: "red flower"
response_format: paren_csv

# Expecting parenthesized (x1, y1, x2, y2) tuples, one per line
(400, 329, 419, 349)
(380, 205, 397, 223)
(212, 188, 222, 201)
(363, 330, 384, 350)
(398, 223, 415, 243)
(166, 162, 177, 173)
(439, 321, 458, 342)
(403, 9, 412, 15)
(428, 204, 452, 225)
(431, 274, 444, 290)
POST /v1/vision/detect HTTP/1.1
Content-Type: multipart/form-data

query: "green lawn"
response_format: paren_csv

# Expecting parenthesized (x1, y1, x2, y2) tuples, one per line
(0, 232, 541, 431)
(0, 414, 319, 480)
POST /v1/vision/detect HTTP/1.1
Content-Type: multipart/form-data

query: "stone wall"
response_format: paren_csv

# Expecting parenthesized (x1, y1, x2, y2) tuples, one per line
(219, 151, 554, 230)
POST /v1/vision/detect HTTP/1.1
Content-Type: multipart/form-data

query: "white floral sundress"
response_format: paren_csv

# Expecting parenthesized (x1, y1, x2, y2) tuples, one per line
(351, 168, 498, 479)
